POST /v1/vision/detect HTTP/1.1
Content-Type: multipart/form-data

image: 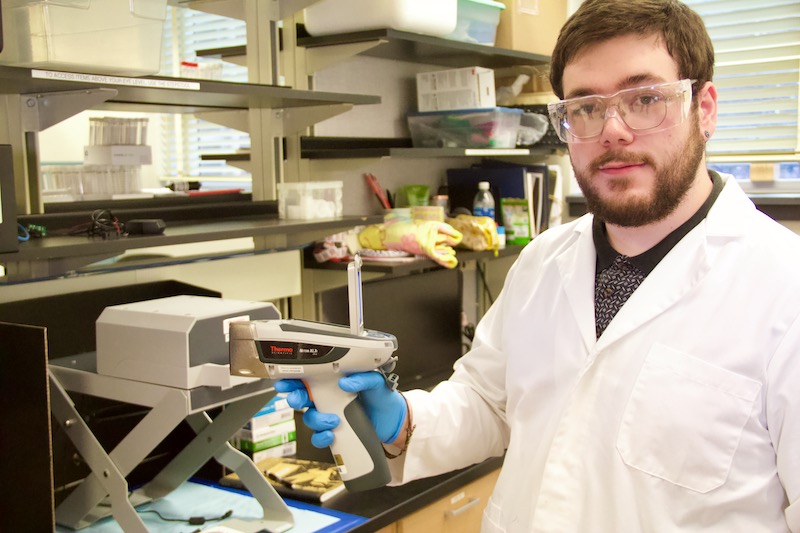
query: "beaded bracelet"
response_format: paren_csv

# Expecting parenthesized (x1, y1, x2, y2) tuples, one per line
(383, 392, 416, 459)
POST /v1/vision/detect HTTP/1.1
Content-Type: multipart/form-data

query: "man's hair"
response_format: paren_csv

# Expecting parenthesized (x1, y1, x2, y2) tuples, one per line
(548, 0, 714, 99)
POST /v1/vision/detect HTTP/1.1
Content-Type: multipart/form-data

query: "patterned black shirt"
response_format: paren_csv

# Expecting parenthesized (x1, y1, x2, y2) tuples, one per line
(593, 170, 724, 338)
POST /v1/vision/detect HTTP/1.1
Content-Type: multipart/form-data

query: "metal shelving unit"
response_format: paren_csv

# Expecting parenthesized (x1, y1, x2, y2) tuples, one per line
(195, 27, 555, 163)
(0, 2, 387, 283)
(200, 136, 559, 162)
(0, 65, 379, 112)
(296, 27, 550, 69)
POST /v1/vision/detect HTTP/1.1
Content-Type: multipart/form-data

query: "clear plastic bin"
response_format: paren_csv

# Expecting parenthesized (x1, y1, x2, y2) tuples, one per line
(0, 0, 167, 75)
(304, 0, 457, 37)
(445, 0, 505, 45)
(407, 107, 523, 149)
(277, 181, 344, 220)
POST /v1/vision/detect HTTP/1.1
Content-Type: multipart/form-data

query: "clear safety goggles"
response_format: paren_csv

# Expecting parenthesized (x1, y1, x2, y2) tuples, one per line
(547, 79, 695, 144)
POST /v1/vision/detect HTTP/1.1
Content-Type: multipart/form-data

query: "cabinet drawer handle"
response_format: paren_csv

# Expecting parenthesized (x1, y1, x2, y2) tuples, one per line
(445, 496, 481, 518)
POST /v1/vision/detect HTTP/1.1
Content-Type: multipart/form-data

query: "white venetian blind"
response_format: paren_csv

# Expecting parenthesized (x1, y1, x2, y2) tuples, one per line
(684, 0, 800, 159)
(159, 7, 251, 190)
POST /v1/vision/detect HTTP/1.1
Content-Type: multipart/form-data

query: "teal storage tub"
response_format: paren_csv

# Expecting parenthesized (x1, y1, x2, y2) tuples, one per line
(445, 0, 506, 45)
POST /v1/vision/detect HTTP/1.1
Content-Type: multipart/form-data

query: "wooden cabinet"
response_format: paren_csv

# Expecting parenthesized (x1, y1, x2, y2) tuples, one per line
(394, 468, 500, 533)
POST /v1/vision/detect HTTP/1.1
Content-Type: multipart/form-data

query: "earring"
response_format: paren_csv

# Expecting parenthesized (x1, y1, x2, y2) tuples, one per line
(704, 131, 711, 139)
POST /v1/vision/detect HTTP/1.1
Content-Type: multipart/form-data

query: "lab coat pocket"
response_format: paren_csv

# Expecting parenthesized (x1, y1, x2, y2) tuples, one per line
(616, 343, 760, 493)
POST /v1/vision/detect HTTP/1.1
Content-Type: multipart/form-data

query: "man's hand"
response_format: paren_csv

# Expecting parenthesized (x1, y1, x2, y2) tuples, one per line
(274, 371, 407, 448)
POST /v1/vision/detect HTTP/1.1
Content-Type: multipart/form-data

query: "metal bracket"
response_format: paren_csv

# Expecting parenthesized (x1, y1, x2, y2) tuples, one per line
(222, 53, 248, 67)
(170, 0, 246, 20)
(277, 0, 324, 20)
(227, 159, 253, 172)
(279, 103, 355, 136)
(20, 88, 117, 132)
(196, 109, 250, 133)
(306, 39, 388, 74)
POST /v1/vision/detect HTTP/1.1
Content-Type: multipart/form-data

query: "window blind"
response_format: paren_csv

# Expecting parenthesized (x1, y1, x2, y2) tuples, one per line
(684, 0, 800, 161)
(160, 7, 251, 190)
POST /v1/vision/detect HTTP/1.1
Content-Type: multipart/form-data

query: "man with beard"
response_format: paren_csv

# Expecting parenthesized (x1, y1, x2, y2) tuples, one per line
(277, 1, 800, 531)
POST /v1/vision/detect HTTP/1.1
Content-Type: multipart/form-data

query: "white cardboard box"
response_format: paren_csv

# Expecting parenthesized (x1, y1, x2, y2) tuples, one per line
(416, 67, 496, 112)
(238, 418, 297, 444)
(84, 145, 153, 166)
(250, 441, 298, 463)
(245, 408, 295, 433)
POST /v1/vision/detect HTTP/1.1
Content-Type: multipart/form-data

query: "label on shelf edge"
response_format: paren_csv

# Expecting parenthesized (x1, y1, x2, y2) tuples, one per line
(32, 69, 200, 91)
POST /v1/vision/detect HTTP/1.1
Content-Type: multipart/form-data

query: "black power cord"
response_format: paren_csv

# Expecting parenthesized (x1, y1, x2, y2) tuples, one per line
(139, 508, 233, 526)
(87, 209, 125, 239)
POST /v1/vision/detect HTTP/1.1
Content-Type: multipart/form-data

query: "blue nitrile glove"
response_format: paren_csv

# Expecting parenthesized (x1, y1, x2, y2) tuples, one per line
(274, 372, 407, 449)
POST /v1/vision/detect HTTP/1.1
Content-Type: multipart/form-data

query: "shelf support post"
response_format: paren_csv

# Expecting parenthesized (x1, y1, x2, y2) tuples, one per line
(245, 0, 282, 203)
(248, 107, 284, 201)
(0, 95, 33, 214)
(11, 88, 116, 213)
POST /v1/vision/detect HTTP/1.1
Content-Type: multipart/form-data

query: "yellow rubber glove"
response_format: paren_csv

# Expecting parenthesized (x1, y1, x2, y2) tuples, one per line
(446, 215, 499, 253)
(358, 220, 463, 268)
(358, 224, 387, 250)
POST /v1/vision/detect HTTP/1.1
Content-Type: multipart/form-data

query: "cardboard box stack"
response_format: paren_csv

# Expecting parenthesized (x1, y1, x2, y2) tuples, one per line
(494, 0, 568, 56)
(232, 394, 297, 463)
(410, 66, 524, 149)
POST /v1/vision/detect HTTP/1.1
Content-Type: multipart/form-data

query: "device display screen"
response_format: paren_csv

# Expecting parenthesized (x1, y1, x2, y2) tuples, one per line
(348, 255, 364, 336)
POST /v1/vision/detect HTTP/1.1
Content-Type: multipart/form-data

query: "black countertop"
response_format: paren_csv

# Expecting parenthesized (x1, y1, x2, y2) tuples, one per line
(288, 402, 504, 531)
(317, 456, 504, 531)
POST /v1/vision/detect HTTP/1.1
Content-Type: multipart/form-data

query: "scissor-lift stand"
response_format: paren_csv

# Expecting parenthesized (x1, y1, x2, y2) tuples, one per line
(48, 352, 295, 533)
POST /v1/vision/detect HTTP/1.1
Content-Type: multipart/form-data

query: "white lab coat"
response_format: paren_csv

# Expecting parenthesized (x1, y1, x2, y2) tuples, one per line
(390, 175, 800, 532)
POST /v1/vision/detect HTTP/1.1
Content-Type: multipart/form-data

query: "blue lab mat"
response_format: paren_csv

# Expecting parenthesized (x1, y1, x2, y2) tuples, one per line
(55, 479, 366, 533)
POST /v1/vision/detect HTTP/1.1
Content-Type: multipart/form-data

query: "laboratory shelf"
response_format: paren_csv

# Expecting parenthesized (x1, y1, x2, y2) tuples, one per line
(299, 136, 413, 158)
(305, 244, 526, 277)
(6, 214, 380, 262)
(296, 27, 550, 69)
(202, 152, 253, 162)
(198, 28, 551, 71)
(203, 137, 413, 161)
(193, 30, 554, 165)
(196, 45, 247, 61)
(389, 147, 533, 158)
(201, 137, 560, 161)
(3, 206, 383, 282)
(0, 65, 380, 113)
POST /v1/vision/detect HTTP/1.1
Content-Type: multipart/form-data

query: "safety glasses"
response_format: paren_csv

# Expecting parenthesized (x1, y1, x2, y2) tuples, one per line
(547, 79, 695, 144)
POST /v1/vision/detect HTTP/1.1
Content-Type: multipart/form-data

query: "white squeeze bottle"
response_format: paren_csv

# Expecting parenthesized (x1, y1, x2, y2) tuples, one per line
(472, 181, 496, 219)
